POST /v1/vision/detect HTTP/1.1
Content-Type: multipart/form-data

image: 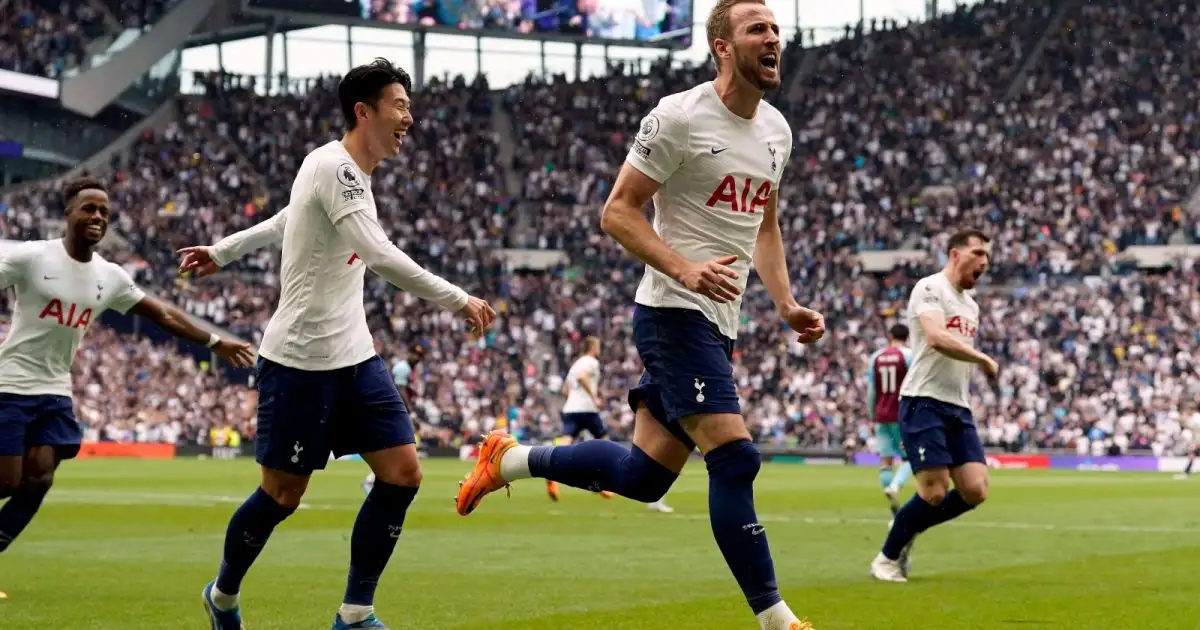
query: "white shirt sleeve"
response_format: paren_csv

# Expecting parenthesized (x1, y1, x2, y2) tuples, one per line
(105, 264, 147, 314)
(911, 279, 946, 317)
(625, 99, 689, 184)
(210, 207, 289, 267)
(332, 211, 470, 311)
(0, 242, 35, 290)
(315, 157, 371, 224)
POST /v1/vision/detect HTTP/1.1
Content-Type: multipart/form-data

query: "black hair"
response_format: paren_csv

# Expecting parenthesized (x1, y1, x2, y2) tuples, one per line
(888, 324, 909, 342)
(947, 228, 990, 254)
(62, 176, 107, 211)
(339, 57, 413, 131)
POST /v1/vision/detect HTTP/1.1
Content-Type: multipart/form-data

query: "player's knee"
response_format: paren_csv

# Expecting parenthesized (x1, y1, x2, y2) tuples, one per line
(368, 448, 423, 488)
(704, 439, 761, 485)
(916, 483, 948, 506)
(19, 470, 54, 497)
(619, 446, 678, 503)
(374, 460, 422, 488)
(260, 474, 309, 509)
(957, 480, 988, 506)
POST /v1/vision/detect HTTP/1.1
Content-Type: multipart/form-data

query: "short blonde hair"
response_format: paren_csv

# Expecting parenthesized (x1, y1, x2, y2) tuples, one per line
(706, 0, 767, 68)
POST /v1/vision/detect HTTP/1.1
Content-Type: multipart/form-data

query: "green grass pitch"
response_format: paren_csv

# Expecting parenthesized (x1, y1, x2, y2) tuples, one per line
(3, 458, 1199, 629)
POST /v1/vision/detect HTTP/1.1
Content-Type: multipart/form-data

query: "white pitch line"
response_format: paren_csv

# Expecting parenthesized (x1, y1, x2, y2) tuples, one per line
(44, 489, 1200, 535)
(475, 507, 1200, 535)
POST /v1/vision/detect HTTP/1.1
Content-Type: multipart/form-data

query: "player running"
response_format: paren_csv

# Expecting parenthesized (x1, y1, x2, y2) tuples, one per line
(866, 324, 913, 515)
(184, 59, 496, 630)
(547, 336, 614, 502)
(454, 1, 819, 627)
(0, 177, 255, 577)
(1173, 432, 1198, 480)
(870, 229, 996, 583)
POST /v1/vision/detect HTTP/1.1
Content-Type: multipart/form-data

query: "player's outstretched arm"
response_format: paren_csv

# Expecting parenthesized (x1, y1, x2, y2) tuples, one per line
(176, 206, 290, 278)
(917, 312, 997, 376)
(601, 164, 741, 304)
(332, 212, 496, 335)
(754, 190, 824, 342)
(127, 295, 257, 368)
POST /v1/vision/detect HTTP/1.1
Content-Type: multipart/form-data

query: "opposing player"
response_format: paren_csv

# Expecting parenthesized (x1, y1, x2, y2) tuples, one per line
(391, 345, 424, 404)
(0, 177, 255, 576)
(870, 229, 996, 583)
(866, 324, 913, 514)
(184, 59, 496, 630)
(454, 2, 819, 627)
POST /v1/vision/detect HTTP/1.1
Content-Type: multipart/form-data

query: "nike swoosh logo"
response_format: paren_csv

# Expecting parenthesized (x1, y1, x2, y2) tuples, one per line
(43, 275, 57, 280)
(711, 147, 728, 155)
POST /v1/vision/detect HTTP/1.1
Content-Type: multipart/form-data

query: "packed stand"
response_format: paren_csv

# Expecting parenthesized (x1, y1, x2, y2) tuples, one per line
(0, 0, 107, 78)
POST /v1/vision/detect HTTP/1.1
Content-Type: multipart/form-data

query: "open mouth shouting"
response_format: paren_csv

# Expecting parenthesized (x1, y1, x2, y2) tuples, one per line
(759, 52, 778, 73)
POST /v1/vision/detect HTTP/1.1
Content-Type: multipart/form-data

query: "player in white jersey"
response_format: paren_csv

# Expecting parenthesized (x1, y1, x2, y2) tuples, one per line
(546, 336, 613, 501)
(184, 59, 496, 630)
(454, 2, 819, 627)
(870, 229, 996, 583)
(0, 177, 254, 579)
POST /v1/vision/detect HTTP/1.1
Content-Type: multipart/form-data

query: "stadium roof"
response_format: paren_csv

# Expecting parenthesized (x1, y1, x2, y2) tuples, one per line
(183, 0, 312, 48)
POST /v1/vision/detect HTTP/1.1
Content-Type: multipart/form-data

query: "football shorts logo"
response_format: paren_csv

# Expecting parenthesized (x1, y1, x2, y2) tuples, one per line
(636, 114, 661, 143)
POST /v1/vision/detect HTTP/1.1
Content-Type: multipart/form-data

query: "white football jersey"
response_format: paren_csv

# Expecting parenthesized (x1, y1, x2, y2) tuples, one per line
(259, 140, 378, 371)
(562, 355, 601, 413)
(0, 240, 145, 397)
(900, 272, 980, 408)
(626, 82, 792, 339)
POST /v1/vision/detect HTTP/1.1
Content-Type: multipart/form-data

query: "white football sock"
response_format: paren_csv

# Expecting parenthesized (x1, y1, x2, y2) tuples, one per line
(756, 600, 800, 629)
(338, 603, 374, 623)
(499, 445, 532, 481)
(210, 584, 239, 611)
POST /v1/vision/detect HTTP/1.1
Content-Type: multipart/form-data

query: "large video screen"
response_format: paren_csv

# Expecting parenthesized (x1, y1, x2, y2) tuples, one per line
(245, 0, 693, 47)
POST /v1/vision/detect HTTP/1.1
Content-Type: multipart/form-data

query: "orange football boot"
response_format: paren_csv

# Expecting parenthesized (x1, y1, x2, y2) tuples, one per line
(547, 481, 560, 502)
(791, 620, 814, 629)
(456, 430, 519, 516)
(598, 490, 614, 499)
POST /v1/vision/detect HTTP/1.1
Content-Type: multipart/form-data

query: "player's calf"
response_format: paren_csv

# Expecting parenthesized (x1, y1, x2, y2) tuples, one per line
(681, 413, 805, 628)
(209, 469, 306, 612)
(880, 466, 980, 563)
(0, 455, 21, 499)
(507, 439, 677, 503)
(0, 447, 58, 553)
(337, 445, 422, 627)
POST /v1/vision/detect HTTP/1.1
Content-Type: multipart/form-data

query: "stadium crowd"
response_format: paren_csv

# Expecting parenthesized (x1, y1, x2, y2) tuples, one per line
(1, 0, 106, 78)
(1, 0, 1199, 456)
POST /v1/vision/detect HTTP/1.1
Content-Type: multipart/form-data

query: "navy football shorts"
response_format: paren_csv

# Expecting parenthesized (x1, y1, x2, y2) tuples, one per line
(899, 395, 986, 472)
(0, 393, 81, 459)
(628, 305, 740, 451)
(255, 355, 414, 475)
(561, 412, 607, 439)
